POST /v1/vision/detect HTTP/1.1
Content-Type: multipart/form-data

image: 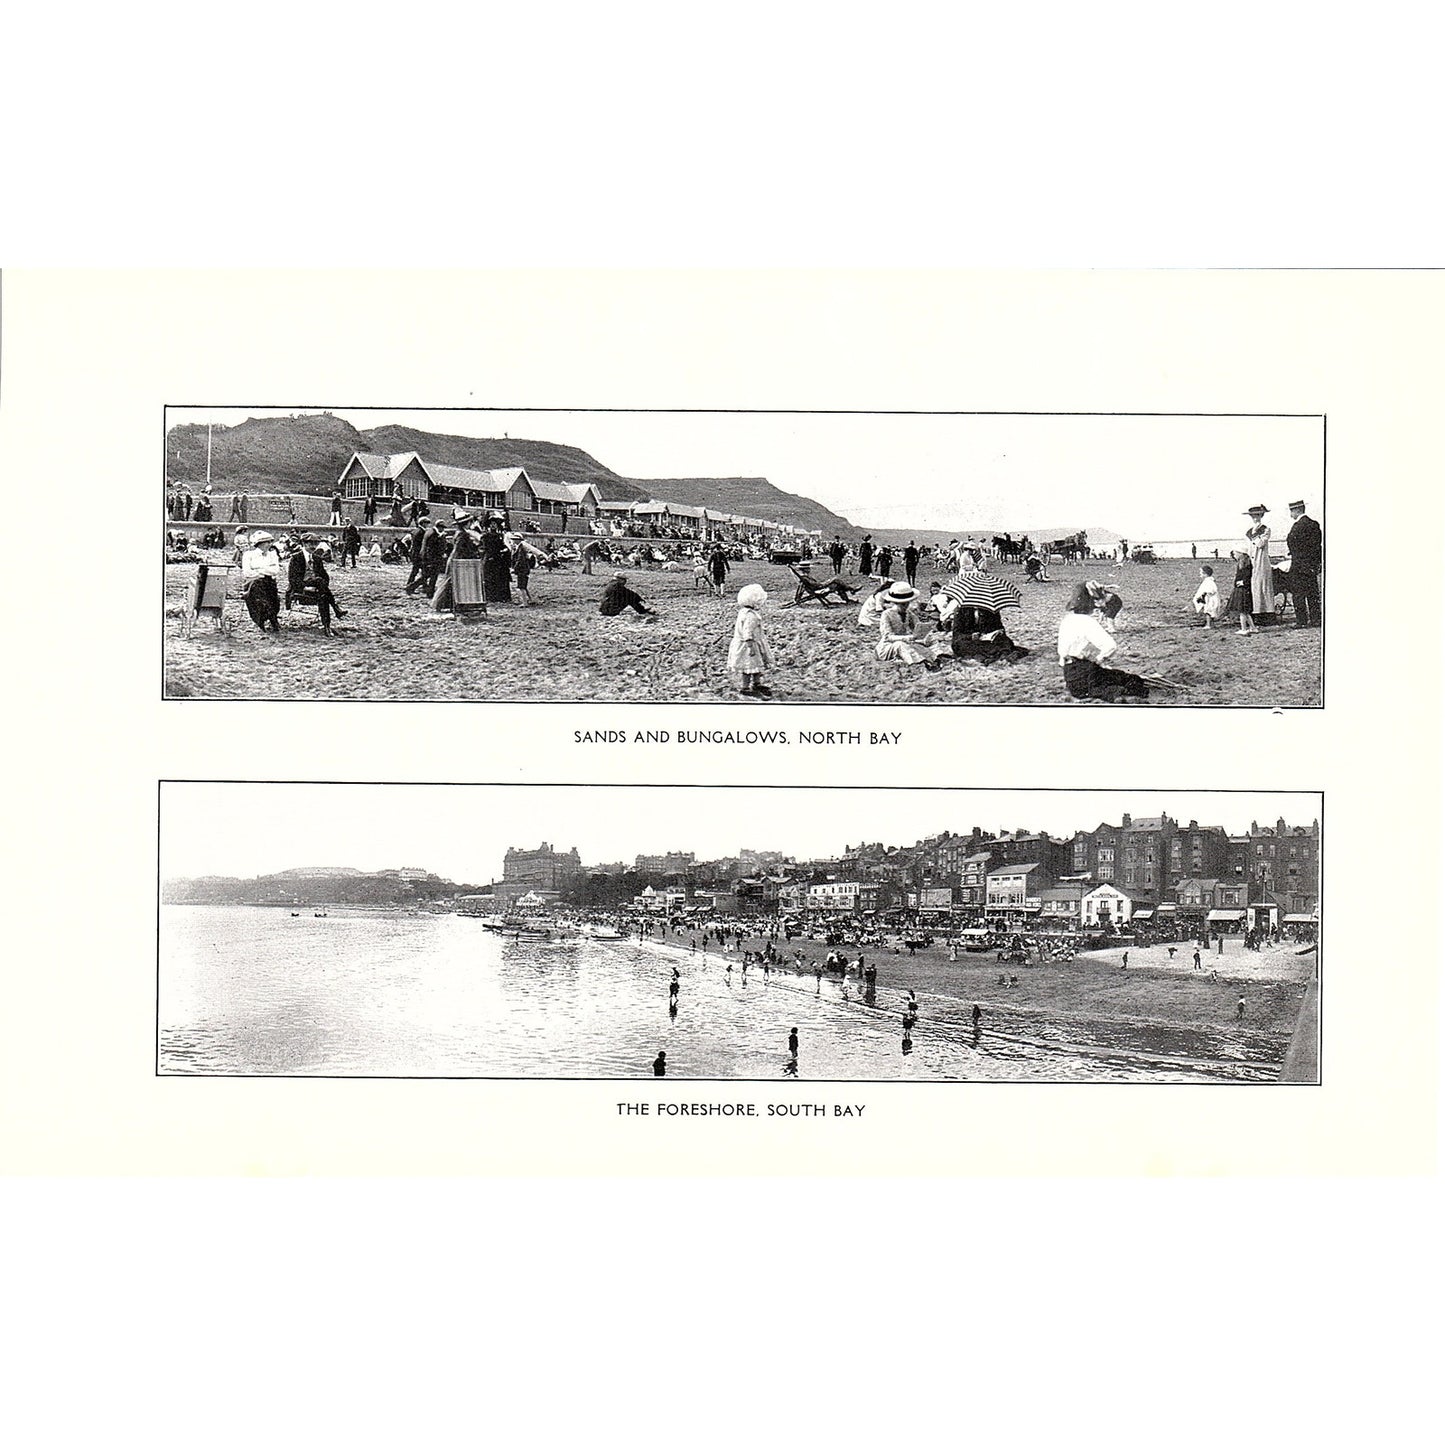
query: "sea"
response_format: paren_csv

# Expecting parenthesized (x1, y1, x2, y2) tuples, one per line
(158, 906, 1285, 1082)
(1136, 538, 1290, 561)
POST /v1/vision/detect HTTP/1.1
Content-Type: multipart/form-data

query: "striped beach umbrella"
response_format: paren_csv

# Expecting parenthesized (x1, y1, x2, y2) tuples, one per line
(942, 572, 1022, 611)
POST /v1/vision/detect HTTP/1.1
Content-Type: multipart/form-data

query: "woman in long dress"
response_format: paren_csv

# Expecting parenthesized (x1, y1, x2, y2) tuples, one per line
(433, 519, 483, 612)
(481, 521, 513, 604)
(876, 584, 943, 670)
(1244, 505, 1276, 620)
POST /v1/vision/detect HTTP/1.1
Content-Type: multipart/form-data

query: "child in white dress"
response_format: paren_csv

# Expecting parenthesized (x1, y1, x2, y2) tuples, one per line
(729, 584, 777, 697)
(1193, 565, 1222, 628)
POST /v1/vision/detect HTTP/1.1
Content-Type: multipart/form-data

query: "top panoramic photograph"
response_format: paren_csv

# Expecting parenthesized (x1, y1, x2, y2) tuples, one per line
(161, 408, 1324, 707)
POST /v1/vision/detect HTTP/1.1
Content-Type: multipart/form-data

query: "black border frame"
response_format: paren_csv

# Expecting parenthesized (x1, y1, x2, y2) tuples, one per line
(155, 780, 1324, 1085)
(160, 407, 1327, 709)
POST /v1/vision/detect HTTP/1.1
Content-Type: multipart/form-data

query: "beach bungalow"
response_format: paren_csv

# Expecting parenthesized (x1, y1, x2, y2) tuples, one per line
(668, 504, 707, 535)
(340, 450, 433, 502)
(418, 463, 539, 513)
(530, 479, 602, 518)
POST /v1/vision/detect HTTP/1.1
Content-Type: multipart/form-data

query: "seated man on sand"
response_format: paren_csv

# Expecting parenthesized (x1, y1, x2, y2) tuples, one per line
(599, 573, 656, 620)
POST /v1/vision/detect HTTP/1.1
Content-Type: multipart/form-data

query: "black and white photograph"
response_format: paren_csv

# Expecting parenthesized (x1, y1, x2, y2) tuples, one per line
(159, 784, 1321, 1083)
(162, 407, 1324, 706)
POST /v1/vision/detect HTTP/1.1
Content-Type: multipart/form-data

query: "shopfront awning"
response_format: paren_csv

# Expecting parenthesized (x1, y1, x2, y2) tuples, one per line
(1207, 909, 1246, 922)
(1132, 908, 1155, 919)
(1155, 903, 1177, 912)
(1283, 914, 1318, 924)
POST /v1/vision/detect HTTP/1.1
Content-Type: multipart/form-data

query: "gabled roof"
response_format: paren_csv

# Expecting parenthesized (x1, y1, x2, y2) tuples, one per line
(345, 450, 402, 479)
(959, 853, 993, 866)
(1039, 885, 1085, 901)
(530, 478, 600, 505)
(988, 861, 1040, 876)
(598, 500, 637, 512)
(423, 461, 534, 495)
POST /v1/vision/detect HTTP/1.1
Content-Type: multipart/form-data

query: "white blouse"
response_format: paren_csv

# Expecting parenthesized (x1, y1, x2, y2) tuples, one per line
(1057, 611, 1117, 664)
(241, 547, 279, 580)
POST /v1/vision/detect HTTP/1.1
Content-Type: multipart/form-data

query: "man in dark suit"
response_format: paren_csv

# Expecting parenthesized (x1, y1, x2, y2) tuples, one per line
(1285, 499, 1322, 628)
(828, 535, 846, 575)
(403, 518, 430, 593)
(417, 522, 449, 599)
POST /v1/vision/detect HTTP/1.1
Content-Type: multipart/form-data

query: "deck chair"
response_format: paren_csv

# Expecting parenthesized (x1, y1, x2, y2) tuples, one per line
(783, 566, 857, 608)
(185, 562, 233, 636)
(451, 558, 487, 614)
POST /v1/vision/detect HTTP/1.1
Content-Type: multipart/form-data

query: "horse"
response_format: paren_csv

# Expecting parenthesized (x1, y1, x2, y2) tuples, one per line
(1054, 531, 1089, 564)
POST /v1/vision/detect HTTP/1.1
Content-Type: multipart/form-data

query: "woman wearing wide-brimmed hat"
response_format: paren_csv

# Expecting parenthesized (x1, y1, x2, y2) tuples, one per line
(432, 514, 486, 614)
(1243, 505, 1276, 621)
(875, 582, 944, 671)
(239, 530, 282, 632)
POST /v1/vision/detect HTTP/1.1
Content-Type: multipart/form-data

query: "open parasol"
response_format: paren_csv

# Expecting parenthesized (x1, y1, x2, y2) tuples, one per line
(941, 572, 1022, 611)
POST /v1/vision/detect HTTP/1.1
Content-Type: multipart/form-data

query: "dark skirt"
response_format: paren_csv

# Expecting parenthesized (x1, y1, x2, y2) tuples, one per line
(953, 631, 1029, 665)
(242, 575, 280, 629)
(483, 556, 512, 603)
(1062, 657, 1150, 702)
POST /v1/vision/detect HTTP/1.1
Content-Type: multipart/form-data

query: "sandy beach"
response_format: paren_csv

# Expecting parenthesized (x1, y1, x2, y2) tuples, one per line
(163, 553, 1322, 705)
(625, 926, 1315, 1070)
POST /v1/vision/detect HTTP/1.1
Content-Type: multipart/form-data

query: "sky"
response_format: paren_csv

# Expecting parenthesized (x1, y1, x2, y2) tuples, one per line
(170, 407, 1324, 541)
(162, 785, 1320, 885)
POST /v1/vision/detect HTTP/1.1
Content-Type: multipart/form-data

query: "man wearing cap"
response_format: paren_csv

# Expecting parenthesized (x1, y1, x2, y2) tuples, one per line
(1285, 500, 1322, 629)
(286, 534, 346, 634)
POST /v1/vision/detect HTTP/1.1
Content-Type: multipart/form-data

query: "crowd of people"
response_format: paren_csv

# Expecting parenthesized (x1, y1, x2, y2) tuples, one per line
(173, 488, 1322, 707)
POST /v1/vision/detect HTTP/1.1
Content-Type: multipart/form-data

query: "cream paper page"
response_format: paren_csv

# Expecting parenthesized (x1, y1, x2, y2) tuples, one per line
(1, 269, 1439, 1174)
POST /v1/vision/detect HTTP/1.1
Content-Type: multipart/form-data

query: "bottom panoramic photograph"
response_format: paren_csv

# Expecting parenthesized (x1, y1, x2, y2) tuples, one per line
(157, 783, 1321, 1083)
